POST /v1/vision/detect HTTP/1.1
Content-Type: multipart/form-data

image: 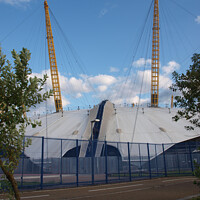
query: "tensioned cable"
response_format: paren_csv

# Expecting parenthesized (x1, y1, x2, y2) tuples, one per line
(125, 16, 153, 103)
(49, 9, 100, 108)
(132, 31, 152, 143)
(155, 2, 180, 100)
(107, 28, 147, 103)
(160, 4, 174, 62)
(166, 1, 195, 60)
(49, 22, 91, 108)
(154, 0, 200, 105)
(27, 9, 46, 73)
(50, 27, 92, 108)
(45, 20, 49, 156)
(107, 0, 154, 101)
(171, 0, 198, 18)
(115, 2, 153, 106)
(115, 0, 154, 102)
(163, 0, 200, 68)
(0, 4, 41, 43)
(180, 45, 200, 66)
(49, 9, 98, 99)
(164, 4, 181, 61)
(159, 4, 168, 67)
(122, 1, 153, 104)
(44, 10, 92, 108)
(138, 19, 153, 104)
(159, 0, 199, 89)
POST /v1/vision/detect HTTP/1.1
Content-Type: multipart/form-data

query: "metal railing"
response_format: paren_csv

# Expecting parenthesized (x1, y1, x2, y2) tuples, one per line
(0, 136, 199, 189)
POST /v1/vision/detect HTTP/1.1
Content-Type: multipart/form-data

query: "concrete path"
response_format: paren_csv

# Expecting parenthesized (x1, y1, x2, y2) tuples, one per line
(1, 176, 199, 200)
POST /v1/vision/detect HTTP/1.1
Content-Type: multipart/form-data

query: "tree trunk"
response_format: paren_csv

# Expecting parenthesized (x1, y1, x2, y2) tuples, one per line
(0, 159, 20, 200)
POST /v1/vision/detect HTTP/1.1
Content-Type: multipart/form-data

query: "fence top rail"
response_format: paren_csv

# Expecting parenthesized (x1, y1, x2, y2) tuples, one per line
(24, 135, 200, 146)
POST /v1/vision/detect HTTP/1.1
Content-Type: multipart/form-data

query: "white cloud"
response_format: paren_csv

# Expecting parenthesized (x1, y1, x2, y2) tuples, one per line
(110, 67, 119, 73)
(88, 74, 116, 86)
(138, 70, 151, 84)
(31, 71, 116, 94)
(162, 61, 180, 75)
(67, 77, 90, 94)
(28, 92, 70, 117)
(98, 85, 107, 92)
(96, 71, 148, 105)
(160, 74, 172, 90)
(30, 70, 88, 101)
(29, 60, 176, 113)
(99, 67, 173, 107)
(137, 69, 172, 90)
(0, 0, 31, 6)
(47, 95, 70, 108)
(124, 96, 149, 105)
(195, 16, 200, 24)
(133, 58, 151, 68)
(30, 71, 117, 109)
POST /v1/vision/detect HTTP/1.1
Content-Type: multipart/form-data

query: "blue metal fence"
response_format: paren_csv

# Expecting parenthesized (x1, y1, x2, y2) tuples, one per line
(1, 136, 199, 189)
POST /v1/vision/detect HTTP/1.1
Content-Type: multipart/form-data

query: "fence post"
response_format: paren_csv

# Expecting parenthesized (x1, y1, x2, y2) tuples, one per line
(162, 144, 167, 177)
(20, 137, 25, 188)
(188, 143, 194, 173)
(60, 139, 63, 185)
(138, 144, 142, 177)
(117, 142, 120, 180)
(91, 140, 94, 185)
(105, 141, 108, 184)
(128, 142, 131, 182)
(175, 144, 181, 174)
(40, 137, 44, 189)
(155, 144, 159, 177)
(76, 139, 79, 187)
(147, 143, 152, 179)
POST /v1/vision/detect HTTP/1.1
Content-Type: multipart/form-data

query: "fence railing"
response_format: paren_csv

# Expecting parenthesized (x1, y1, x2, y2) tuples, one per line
(0, 136, 199, 189)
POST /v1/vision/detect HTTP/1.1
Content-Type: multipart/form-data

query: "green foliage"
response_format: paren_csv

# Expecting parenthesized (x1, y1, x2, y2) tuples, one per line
(170, 53, 200, 130)
(0, 47, 53, 199)
(0, 175, 15, 199)
(193, 160, 200, 199)
(194, 160, 200, 185)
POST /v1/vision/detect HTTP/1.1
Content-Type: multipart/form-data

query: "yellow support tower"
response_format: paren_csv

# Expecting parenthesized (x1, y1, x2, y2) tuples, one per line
(44, 0, 63, 112)
(151, 0, 160, 107)
(171, 95, 174, 108)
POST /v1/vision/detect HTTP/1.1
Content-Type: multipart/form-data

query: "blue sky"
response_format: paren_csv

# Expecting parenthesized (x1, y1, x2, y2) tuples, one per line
(0, 0, 200, 114)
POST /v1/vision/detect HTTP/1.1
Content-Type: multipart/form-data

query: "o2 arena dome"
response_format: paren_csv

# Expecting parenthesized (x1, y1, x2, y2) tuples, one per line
(25, 100, 200, 159)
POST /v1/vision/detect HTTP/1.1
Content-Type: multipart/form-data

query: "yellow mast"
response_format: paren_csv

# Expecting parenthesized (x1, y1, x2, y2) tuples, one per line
(151, 0, 160, 107)
(44, 0, 63, 112)
(171, 95, 174, 108)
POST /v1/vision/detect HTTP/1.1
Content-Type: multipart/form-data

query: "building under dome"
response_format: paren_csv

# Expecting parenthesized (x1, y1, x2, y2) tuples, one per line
(25, 100, 200, 159)
(23, 0, 200, 161)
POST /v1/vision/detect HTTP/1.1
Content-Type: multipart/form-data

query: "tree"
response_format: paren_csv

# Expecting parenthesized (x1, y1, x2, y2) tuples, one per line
(0, 47, 52, 199)
(170, 53, 200, 130)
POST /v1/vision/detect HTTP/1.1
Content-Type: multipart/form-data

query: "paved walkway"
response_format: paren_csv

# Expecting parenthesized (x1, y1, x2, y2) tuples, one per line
(1, 176, 199, 200)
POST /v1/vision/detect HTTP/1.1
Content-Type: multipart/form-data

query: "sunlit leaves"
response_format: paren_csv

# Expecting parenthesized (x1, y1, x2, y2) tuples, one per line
(170, 53, 200, 130)
(0, 47, 52, 198)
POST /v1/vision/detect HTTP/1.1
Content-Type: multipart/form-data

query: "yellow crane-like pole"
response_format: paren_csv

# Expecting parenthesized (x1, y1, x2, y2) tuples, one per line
(151, 0, 160, 107)
(44, 0, 63, 112)
(171, 95, 174, 108)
